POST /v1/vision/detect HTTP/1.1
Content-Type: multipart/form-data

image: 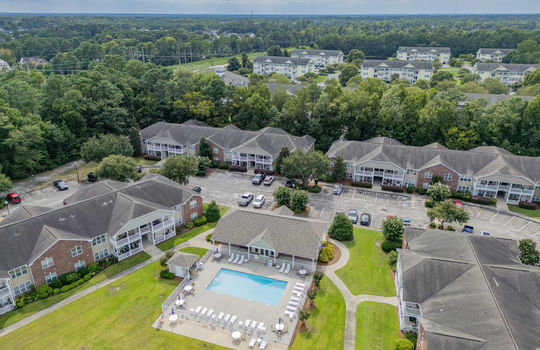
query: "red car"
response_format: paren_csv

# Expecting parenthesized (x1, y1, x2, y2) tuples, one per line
(452, 200, 463, 209)
(6, 192, 21, 204)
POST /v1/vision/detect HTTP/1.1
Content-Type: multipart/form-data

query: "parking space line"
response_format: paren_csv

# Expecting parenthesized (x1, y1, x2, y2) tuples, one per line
(319, 207, 325, 219)
(490, 212, 498, 223)
(504, 216, 515, 226)
(519, 222, 530, 231)
(386, 198, 389, 206)
(475, 210, 482, 218)
(308, 206, 313, 217)
(351, 190, 355, 200)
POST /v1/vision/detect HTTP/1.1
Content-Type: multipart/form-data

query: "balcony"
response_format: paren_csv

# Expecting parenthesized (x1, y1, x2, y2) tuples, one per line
(403, 305, 421, 317)
(140, 226, 151, 235)
(154, 231, 176, 244)
(152, 219, 175, 233)
(147, 145, 162, 151)
(0, 303, 14, 315)
(167, 147, 185, 154)
(354, 170, 374, 177)
(476, 184, 499, 191)
(383, 173, 404, 180)
(115, 236, 129, 247)
(0, 286, 11, 297)
(510, 187, 534, 195)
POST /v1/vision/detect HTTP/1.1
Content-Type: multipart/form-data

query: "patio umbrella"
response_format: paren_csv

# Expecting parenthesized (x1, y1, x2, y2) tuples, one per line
(171, 307, 175, 315)
(177, 294, 181, 300)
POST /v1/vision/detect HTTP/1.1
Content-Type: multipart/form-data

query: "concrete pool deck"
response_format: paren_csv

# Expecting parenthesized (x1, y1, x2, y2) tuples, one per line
(154, 256, 312, 349)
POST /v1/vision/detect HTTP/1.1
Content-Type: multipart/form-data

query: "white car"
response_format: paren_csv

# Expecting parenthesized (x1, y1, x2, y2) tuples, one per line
(480, 231, 492, 236)
(253, 194, 265, 208)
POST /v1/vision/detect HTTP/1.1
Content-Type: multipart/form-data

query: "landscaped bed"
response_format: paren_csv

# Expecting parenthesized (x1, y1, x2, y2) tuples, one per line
(355, 301, 400, 350)
(336, 228, 396, 297)
(0, 261, 227, 350)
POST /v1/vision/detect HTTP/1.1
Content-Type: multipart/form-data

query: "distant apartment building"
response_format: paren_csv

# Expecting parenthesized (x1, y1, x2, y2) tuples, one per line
(473, 63, 540, 85)
(396, 227, 540, 349)
(396, 47, 450, 64)
(141, 120, 315, 171)
(217, 70, 249, 87)
(476, 48, 516, 62)
(253, 56, 314, 79)
(290, 49, 344, 69)
(0, 174, 203, 315)
(19, 56, 46, 66)
(361, 60, 433, 83)
(327, 137, 540, 204)
(0, 58, 11, 72)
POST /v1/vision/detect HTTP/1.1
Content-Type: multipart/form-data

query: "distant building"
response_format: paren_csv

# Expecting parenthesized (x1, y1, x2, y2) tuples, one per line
(476, 48, 516, 62)
(266, 83, 306, 96)
(396, 227, 540, 350)
(361, 60, 433, 83)
(0, 58, 11, 72)
(217, 70, 249, 87)
(253, 56, 314, 79)
(396, 47, 451, 64)
(290, 49, 344, 69)
(457, 93, 535, 108)
(473, 63, 540, 85)
(19, 56, 46, 66)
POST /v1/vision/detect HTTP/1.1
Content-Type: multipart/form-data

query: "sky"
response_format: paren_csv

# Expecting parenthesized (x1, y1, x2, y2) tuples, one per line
(0, 0, 539, 15)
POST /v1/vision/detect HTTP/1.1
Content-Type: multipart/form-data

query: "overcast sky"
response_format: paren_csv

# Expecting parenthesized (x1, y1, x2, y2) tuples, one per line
(0, 0, 539, 15)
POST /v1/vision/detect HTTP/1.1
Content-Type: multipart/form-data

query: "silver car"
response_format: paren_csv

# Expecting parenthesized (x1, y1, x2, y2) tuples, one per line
(238, 193, 253, 206)
(253, 194, 265, 208)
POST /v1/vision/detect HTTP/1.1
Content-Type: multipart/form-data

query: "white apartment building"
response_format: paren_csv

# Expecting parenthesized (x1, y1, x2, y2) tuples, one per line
(290, 49, 344, 69)
(0, 58, 11, 72)
(361, 60, 433, 83)
(253, 56, 314, 79)
(476, 48, 516, 62)
(473, 63, 540, 85)
(396, 47, 450, 64)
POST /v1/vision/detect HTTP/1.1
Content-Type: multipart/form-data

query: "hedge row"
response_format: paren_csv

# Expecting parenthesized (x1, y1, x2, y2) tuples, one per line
(143, 154, 161, 161)
(254, 168, 274, 175)
(351, 181, 372, 188)
(471, 196, 497, 205)
(381, 185, 404, 193)
(518, 201, 537, 210)
(228, 165, 247, 172)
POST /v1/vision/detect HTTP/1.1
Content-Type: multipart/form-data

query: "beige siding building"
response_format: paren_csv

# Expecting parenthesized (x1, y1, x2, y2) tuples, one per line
(396, 47, 450, 64)
(290, 49, 344, 69)
(476, 48, 516, 62)
(361, 60, 433, 83)
(253, 56, 314, 79)
(473, 63, 540, 85)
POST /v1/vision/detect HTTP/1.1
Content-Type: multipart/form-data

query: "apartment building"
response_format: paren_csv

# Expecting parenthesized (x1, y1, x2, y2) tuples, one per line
(141, 120, 315, 171)
(290, 49, 344, 69)
(253, 56, 314, 79)
(396, 47, 450, 64)
(476, 48, 516, 62)
(361, 60, 433, 83)
(0, 58, 11, 72)
(0, 174, 202, 315)
(327, 137, 540, 204)
(396, 227, 540, 350)
(473, 63, 540, 85)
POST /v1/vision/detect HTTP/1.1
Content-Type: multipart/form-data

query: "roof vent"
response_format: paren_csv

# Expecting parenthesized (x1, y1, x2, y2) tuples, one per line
(59, 217, 66, 222)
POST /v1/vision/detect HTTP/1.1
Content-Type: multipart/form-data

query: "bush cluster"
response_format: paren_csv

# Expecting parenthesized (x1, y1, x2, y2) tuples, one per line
(228, 165, 247, 172)
(160, 270, 175, 279)
(425, 199, 434, 208)
(185, 222, 194, 229)
(218, 162, 230, 169)
(405, 186, 414, 194)
(429, 222, 436, 229)
(518, 201, 537, 210)
(351, 181, 373, 188)
(196, 170, 207, 177)
(318, 241, 335, 263)
(308, 185, 322, 193)
(205, 201, 221, 222)
(471, 196, 495, 205)
(210, 160, 220, 168)
(144, 154, 161, 161)
(451, 190, 472, 201)
(193, 215, 208, 226)
(328, 213, 354, 241)
(381, 185, 404, 193)
(318, 174, 336, 183)
(381, 240, 402, 253)
(415, 187, 426, 195)
(254, 168, 274, 175)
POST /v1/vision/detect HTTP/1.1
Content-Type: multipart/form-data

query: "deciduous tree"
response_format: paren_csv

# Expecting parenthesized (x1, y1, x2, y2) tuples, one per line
(427, 200, 470, 227)
(96, 155, 138, 182)
(328, 213, 353, 241)
(161, 156, 199, 185)
(281, 150, 329, 185)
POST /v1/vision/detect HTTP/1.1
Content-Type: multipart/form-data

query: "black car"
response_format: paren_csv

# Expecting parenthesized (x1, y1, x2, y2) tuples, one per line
(360, 213, 371, 226)
(252, 173, 266, 185)
(53, 180, 69, 191)
(192, 186, 201, 193)
(347, 209, 359, 224)
(87, 172, 97, 183)
(284, 179, 296, 189)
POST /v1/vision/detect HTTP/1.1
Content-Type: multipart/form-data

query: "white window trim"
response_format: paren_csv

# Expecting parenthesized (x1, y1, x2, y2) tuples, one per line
(92, 234, 106, 246)
(424, 171, 432, 179)
(45, 272, 57, 284)
(41, 257, 54, 269)
(189, 200, 197, 209)
(74, 260, 86, 271)
(9, 266, 28, 278)
(71, 246, 83, 257)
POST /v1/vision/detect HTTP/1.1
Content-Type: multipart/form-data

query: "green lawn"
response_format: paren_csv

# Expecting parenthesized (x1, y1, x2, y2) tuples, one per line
(355, 302, 400, 350)
(0, 252, 150, 329)
(315, 74, 328, 83)
(290, 276, 346, 350)
(0, 261, 227, 350)
(170, 52, 262, 72)
(336, 228, 396, 296)
(508, 205, 540, 219)
(178, 246, 208, 258)
(156, 205, 229, 251)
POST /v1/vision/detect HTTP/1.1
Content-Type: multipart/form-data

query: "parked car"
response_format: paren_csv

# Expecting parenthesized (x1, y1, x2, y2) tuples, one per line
(401, 217, 411, 226)
(480, 231, 492, 236)
(347, 209, 358, 224)
(462, 225, 474, 234)
(252, 173, 266, 185)
(238, 193, 253, 206)
(284, 179, 296, 189)
(333, 184, 343, 195)
(253, 194, 265, 208)
(192, 186, 201, 193)
(263, 176, 274, 186)
(6, 192, 21, 204)
(360, 213, 371, 226)
(452, 200, 463, 209)
(87, 172, 97, 183)
(53, 180, 69, 191)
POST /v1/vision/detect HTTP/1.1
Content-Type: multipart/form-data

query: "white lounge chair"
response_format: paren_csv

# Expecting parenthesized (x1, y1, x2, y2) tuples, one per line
(195, 306, 202, 315)
(249, 321, 257, 334)
(288, 301, 299, 307)
(228, 253, 235, 263)
(223, 314, 231, 324)
(284, 310, 295, 319)
(211, 314, 216, 325)
(293, 290, 302, 297)
(238, 255, 245, 265)
(245, 319, 251, 330)
(200, 307, 208, 318)
(260, 340, 268, 349)
(294, 286, 304, 292)
(249, 337, 257, 348)
(290, 296, 300, 302)
(296, 282, 305, 288)
(229, 315, 237, 326)
(279, 264, 286, 273)
(284, 264, 291, 274)
(217, 312, 224, 322)
(207, 309, 214, 319)
(286, 305, 296, 311)
(232, 255, 240, 264)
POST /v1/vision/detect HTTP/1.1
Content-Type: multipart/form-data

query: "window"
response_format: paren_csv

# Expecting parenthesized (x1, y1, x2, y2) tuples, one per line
(459, 175, 472, 182)
(346, 162, 353, 169)
(71, 246, 83, 257)
(41, 257, 54, 269)
(424, 171, 432, 179)
(190, 212, 198, 221)
(458, 185, 470, 192)
(13, 281, 31, 295)
(406, 168, 416, 175)
(213, 147, 219, 154)
(225, 148, 232, 154)
(214, 157, 219, 161)
(94, 249, 109, 261)
(189, 200, 197, 209)
(74, 260, 86, 271)
(423, 182, 430, 189)
(404, 180, 416, 188)
(329, 161, 334, 167)
(45, 272, 57, 284)
(444, 173, 452, 181)
(8, 266, 28, 279)
(188, 144, 195, 150)
(92, 234, 106, 246)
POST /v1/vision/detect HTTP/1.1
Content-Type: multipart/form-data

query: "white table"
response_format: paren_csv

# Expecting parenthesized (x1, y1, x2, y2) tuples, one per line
(169, 314, 178, 323)
(184, 285, 193, 293)
(299, 269, 307, 276)
(214, 253, 222, 259)
(175, 299, 184, 307)
(231, 331, 242, 341)
(275, 323, 284, 332)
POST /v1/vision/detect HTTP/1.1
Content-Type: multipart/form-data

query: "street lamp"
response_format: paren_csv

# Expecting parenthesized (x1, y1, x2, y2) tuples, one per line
(75, 161, 80, 183)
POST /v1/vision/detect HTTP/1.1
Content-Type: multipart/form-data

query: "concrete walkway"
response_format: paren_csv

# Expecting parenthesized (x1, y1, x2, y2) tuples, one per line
(320, 238, 398, 350)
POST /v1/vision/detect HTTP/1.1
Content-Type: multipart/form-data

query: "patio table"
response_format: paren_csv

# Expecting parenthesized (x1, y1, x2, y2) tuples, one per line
(169, 314, 178, 323)
(231, 331, 242, 341)
(214, 253, 222, 259)
(275, 323, 284, 332)
(175, 299, 184, 307)
(184, 285, 193, 293)
(299, 268, 307, 276)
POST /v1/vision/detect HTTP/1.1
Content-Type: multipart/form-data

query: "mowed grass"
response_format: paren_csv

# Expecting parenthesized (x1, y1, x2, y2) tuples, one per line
(509, 205, 540, 219)
(0, 261, 227, 350)
(355, 302, 400, 350)
(0, 252, 150, 329)
(157, 205, 229, 251)
(178, 246, 208, 258)
(336, 228, 396, 296)
(170, 52, 262, 72)
(290, 276, 346, 350)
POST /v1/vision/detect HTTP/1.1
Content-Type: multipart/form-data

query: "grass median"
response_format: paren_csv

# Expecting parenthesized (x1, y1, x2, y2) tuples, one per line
(355, 301, 400, 350)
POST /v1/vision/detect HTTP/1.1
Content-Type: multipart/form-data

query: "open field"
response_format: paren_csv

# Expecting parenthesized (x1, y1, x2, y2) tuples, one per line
(355, 302, 400, 350)
(170, 52, 262, 72)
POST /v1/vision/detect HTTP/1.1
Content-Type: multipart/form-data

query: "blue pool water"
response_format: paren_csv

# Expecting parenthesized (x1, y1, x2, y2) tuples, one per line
(206, 268, 288, 305)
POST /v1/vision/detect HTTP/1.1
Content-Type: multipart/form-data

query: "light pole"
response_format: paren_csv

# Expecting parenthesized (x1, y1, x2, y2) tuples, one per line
(75, 161, 80, 183)
(4, 200, 9, 216)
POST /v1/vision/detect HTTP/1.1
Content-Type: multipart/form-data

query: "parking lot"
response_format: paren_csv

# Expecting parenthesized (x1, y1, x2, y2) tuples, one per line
(190, 170, 540, 244)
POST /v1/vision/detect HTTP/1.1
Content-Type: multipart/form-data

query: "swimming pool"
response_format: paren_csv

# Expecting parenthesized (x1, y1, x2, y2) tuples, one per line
(206, 268, 288, 305)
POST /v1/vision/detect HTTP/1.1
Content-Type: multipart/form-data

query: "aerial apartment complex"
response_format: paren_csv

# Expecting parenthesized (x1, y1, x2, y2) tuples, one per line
(473, 63, 540, 85)
(327, 137, 540, 204)
(141, 120, 315, 171)
(290, 49, 344, 69)
(476, 48, 517, 62)
(396, 47, 451, 64)
(253, 56, 314, 79)
(361, 60, 433, 83)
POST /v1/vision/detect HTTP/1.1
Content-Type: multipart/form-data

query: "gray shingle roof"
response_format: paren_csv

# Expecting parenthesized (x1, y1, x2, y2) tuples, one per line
(211, 210, 327, 259)
(477, 48, 516, 55)
(0, 174, 197, 271)
(398, 46, 451, 54)
(168, 252, 199, 268)
(400, 228, 540, 350)
(253, 56, 312, 66)
(327, 138, 540, 183)
(220, 71, 249, 87)
(462, 93, 535, 107)
(291, 49, 343, 56)
(475, 63, 540, 73)
(362, 59, 433, 70)
(266, 83, 307, 96)
(141, 120, 315, 158)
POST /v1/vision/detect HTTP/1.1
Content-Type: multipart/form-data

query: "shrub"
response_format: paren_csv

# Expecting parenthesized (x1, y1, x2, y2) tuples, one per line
(351, 181, 372, 188)
(308, 185, 322, 193)
(185, 222, 194, 229)
(290, 190, 309, 212)
(206, 233, 213, 242)
(205, 200, 221, 222)
(160, 270, 175, 279)
(319, 174, 336, 183)
(490, 198, 497, 205)
(60, 272, 80, 285)
(447, 225, 455, 231)
(381, 185, 404, 193)
(438, 223, 444, 230)
(471, 196, 493, 205)
(49, 277, 62, 289)
(83, 274, 92, 281)
(388, 251, 398, 265)
(451, 190, 471, 201)
(52, 288, 60, 295)
(429, 221, 436, 229)
(274, 186, 292, 207)
(254, 168, 274, 175)
(381, 240, 402, 253)
(328, 213, 354, 241)
(143, 154, 161, 161)
(382, 216, 404, 243)
(193, 215, 208, 226)
(228, 165, 247, 172)
(88, 262, 99, 273)
(160, 250, 174, 267)
(318, 242, 335, 263)
(36, 284, 53, 299)
(425, 200, 434, 208)
(219, 162, 230, 169)
(60, 285, 71, 293)
(394, 338, 415, 350)
(210, 160, 220, 168)
(518, 201, 537, 210)
(196, 170, 207, 177)
(77, 267, 90, 277)
(415, 187, 426, 195)
(405, 186, 414, 194)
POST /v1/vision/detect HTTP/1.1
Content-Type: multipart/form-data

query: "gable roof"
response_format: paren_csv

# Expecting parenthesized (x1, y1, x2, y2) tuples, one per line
(219, 71, 249, 87)
(253, 56, 312, 66)
(475, 63, 540, 73)
(398, 46, 451, 54)
(168, 252, 199, 268)
(290, 49, 343, 57)
(362, 59, 433, 70)
(477, 48, 516, 55)
(461, 93, 535, 107)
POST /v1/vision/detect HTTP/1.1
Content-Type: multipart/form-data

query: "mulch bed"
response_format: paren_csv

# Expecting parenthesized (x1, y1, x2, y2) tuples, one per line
(317, 242, 341, 266)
